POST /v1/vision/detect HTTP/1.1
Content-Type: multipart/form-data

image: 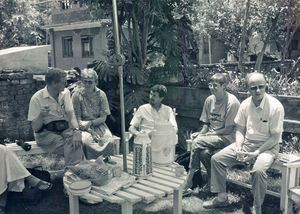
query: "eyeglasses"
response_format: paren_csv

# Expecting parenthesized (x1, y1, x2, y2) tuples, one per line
(249, 85, 265, 91)
(82, 79, 94, 85)
(208, 83, 221, 88)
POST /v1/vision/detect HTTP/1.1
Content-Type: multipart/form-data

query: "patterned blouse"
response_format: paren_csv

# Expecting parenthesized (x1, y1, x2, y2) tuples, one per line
(72, 87, 111, 122)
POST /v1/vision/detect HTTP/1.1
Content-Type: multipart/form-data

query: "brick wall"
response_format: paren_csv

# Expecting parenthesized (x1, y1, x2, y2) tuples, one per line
(0, 70, 45, 141)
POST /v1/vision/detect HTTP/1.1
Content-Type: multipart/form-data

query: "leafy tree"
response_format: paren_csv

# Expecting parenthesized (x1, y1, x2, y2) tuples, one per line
(251, 0, 288, 72)
(174, 0, 299, 72)
(279, 0, 300, 74)
(0, 0, 47, 49)
(83, 0, 197, 123)
(173, 0, 246, 62)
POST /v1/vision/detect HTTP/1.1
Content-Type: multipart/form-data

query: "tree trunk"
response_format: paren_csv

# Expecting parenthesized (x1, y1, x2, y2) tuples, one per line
(197, 34, 204, 65)
(132, 5, 142, 68)
(255, 13, 280, 72)
(280, 0, 299, 73)
(281, 24, 298, 72)
(238, 0, 251, 72)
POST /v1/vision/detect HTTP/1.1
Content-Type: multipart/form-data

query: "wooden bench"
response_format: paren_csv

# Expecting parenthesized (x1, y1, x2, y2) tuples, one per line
(283, 161, 300, 214)
(186, 119, 300, 213)
(6, 136, 121, 156)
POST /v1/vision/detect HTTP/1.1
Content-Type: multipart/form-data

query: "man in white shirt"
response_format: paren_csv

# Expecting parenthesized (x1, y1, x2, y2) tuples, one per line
(28, 68, 84, 166)
(203, 72, 284, 214)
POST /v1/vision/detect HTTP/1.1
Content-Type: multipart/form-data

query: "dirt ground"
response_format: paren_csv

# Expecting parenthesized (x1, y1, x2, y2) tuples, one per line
(4, 177, 283, 214)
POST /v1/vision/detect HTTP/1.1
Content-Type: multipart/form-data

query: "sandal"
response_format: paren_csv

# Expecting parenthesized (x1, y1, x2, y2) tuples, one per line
(35, 181, 53, 191)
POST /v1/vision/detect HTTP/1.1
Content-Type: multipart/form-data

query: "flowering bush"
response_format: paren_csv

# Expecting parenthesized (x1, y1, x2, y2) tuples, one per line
(186, 63, 300, 96)
(280, 133, 300, 154)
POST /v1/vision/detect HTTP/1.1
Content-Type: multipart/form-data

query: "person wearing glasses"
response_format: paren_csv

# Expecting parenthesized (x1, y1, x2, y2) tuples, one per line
(183, 73, 240, 194)
(72, 68, 114, 159)
(28, 68, 84, 166)
(203, 72, 284, 214)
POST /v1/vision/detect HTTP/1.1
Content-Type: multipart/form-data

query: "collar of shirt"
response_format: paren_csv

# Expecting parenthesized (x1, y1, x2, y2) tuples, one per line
(42, 86, 65, 102)
(251, 93, 266, 110)
(151, 104, 163, 113)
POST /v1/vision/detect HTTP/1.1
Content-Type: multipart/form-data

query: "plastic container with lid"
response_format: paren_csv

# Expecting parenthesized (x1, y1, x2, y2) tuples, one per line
(151, 122, 177, 165)
(69, 180, 92, 196)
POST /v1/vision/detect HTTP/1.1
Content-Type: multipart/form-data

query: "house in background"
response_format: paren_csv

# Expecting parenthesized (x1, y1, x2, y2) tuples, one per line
(44, 0, 110, 70)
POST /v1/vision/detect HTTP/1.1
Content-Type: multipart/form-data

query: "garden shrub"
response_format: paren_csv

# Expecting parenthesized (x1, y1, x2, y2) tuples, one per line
(184, 62, 300, 96)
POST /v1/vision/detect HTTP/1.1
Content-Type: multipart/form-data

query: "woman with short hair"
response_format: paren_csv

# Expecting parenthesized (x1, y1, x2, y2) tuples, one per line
(72, 68, 114, 159)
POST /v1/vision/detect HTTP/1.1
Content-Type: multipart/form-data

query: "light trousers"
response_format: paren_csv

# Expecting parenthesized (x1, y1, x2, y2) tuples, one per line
(0, 145, 30, 195)
(210, 141, 277, 208)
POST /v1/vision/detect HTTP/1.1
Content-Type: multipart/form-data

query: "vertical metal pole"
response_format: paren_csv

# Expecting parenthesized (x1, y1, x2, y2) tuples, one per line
(112, 0, 127, 172)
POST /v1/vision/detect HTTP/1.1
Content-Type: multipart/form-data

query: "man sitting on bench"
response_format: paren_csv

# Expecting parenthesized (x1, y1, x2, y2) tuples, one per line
(27, 68, 84, 166)
(183, 73, 240, 193)
(203, 72, 285, 214)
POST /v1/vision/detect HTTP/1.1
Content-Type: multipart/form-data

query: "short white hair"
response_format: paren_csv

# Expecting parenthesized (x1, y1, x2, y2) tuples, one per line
(81, 68, 98, 84)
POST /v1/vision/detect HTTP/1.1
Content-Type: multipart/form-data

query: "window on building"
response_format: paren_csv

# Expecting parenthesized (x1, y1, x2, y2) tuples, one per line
(62, 36, 73, 57)
(81, 36, 94, 58)
(61, 0, 70, 9)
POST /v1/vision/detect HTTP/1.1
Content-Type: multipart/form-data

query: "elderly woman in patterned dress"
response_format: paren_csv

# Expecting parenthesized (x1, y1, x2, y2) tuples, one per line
(72, 68, 114, 159)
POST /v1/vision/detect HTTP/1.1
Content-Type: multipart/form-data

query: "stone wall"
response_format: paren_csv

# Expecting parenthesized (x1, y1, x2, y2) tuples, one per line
(0, 70, 45, 141)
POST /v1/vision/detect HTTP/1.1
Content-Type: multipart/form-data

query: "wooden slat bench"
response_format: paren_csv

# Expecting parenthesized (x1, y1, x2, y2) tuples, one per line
(6, 136, 121, 156)
(186, 119, 300, 213)
(283, 161, 300, 214)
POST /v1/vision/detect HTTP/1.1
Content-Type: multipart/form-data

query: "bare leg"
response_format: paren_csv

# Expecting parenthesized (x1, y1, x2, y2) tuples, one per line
(25, 175, 52, 191)
(183, 168, 196, 190)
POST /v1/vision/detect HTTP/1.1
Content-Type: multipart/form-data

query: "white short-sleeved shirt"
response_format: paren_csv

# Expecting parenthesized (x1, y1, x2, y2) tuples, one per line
(28, 87, 74, 124)
(130, 103, 177, 133)
(234, 93, 284, 142)
(200, 92, 240, 142)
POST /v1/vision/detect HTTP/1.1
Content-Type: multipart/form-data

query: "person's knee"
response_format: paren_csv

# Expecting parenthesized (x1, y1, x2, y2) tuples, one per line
(211, 151, 223, 162)
(191, 137, 206, 150)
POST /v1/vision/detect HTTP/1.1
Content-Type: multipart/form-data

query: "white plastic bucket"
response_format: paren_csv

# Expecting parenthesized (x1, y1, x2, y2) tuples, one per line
(151, 123, 177, 165)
